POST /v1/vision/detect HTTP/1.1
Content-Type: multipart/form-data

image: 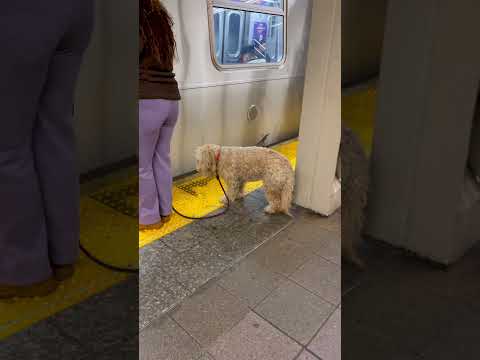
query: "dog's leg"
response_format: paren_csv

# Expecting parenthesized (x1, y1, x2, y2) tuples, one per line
(220, 179, 241, 204)
(280, 175, 294, 216)
(264, 188, 282, 214)
(342, 223, 365, 269)
(238, 181, 246, 199)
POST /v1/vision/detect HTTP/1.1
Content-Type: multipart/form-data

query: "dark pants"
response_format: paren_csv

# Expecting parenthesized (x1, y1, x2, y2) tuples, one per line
(0, 1, 93, 285)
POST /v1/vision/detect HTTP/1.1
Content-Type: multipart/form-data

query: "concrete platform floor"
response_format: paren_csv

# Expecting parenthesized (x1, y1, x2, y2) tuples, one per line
(140, 189, 341, 360)
(342, 237, 480, 360)
(0, 275, 138, 359)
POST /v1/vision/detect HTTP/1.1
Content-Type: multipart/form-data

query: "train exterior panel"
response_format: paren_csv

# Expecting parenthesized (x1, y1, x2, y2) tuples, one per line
(165, 0, 313, 176)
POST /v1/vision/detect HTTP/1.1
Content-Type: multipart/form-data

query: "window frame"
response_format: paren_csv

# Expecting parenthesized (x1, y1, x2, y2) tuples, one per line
(207, 0, 288, 71)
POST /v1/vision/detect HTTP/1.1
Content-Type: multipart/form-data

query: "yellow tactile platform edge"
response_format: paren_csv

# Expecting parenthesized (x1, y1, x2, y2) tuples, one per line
(139, 140, 299, 248)
(0, 177, 137, 340)
(342, 84, 377, 155)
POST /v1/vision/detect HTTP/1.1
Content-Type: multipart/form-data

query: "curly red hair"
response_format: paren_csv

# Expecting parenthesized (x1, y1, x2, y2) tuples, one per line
(140, 0, 176, 68)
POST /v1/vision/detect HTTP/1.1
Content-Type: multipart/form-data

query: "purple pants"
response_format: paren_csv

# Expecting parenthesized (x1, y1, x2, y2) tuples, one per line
(139, 99, 179, 225)
(0, 1, 93, 285)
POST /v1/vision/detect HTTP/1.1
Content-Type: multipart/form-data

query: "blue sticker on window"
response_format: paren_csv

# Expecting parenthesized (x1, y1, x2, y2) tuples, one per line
(253, 21, 268, 43)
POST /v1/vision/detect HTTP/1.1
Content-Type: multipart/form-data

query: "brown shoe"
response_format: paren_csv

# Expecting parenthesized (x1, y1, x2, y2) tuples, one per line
(53, 264, 76, 281)
(139, 220, 164, 231)
(0, 278, 58, 299)
(161, 215, 172, 224)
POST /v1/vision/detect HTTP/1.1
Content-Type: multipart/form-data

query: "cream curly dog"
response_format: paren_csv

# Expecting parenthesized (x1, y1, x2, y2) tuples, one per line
(339, 126, 369, 268)
(195, 144, 295, 215)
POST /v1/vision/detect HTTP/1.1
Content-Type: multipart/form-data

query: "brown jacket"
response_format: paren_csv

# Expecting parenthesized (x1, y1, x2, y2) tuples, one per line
(139, 36, 181, 100)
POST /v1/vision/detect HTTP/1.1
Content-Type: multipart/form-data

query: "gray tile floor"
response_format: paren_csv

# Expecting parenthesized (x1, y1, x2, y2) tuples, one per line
(140, 189, 341, 360)
(0, 276, 138, 360)
(342, 238, 480, 360)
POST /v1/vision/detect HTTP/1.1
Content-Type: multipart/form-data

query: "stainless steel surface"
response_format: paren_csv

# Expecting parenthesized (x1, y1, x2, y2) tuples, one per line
(247, 104, 259, 121)
(164, 0, 313, 176)
(75, 0, 138, 174)
(342, 0, 387, 86)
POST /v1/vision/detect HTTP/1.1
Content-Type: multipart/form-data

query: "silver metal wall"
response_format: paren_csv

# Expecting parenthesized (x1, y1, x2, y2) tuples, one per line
(342, 0, 388, 86)
(75, 0, 138, 174)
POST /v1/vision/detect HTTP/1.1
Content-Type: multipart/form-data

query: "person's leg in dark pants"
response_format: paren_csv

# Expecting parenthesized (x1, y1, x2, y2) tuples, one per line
(34, 8, 94, 269)
(0, 0, 93, 295)
(0, 145, 51, 287)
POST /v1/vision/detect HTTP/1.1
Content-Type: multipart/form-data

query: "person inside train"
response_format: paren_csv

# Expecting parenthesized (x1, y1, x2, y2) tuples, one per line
(240, 44, 269, 64)
(0, 1, 94, 298)
(139, 0, 180, 230)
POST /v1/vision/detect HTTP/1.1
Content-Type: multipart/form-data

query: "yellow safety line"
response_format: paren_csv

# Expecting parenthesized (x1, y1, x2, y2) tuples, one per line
(342, 85, 377, 155)
(139, 140, 299, 248)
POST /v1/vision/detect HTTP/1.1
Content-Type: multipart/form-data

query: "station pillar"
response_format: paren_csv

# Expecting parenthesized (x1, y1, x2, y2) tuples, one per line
(366, 0, 480, 264)
(295, 0, 341, 216)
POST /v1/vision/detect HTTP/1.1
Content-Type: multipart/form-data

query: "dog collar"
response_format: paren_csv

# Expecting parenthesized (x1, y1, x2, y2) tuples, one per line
(215, 148, 221, 163)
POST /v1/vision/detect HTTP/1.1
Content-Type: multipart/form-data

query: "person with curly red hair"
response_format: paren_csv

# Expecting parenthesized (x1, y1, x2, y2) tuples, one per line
(139, 0, 181, 230)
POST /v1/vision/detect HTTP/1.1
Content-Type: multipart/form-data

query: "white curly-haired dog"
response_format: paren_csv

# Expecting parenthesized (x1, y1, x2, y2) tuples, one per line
(195, 144, 295, 215)
(339, 126, 369, 268)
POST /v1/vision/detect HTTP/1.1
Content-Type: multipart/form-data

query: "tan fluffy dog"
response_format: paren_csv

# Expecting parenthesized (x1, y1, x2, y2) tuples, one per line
(195, 144, 295, 215)
(339, 126, 369, 268)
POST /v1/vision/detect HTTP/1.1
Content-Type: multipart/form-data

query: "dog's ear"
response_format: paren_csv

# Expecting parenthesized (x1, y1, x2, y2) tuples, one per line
(205, 145, 217, 176)
(196, 144, 216, 177)
(195, 146, 202, 164)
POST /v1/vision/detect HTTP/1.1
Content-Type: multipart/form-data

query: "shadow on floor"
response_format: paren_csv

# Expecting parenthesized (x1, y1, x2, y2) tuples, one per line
(342, 237, 480, 360)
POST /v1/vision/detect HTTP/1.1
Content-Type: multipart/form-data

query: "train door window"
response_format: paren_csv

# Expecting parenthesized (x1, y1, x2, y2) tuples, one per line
(209, 0, 286, 69)
(230, 0, 283, 9)
(213, 8, 226, 60)
(224, 10, 245, 60)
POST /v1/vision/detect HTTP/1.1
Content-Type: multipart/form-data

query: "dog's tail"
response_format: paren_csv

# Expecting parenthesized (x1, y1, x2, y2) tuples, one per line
(281, 171, 295, 216)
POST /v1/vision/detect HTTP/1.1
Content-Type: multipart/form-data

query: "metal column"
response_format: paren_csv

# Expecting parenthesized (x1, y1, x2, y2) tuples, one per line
(295, 0, 341, 216)
(366, 0, 480, 264)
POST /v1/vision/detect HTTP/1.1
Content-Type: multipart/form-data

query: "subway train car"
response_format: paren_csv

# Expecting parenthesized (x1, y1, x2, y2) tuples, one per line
(163, 0, 313, 176)
(72, 0, 387, 177)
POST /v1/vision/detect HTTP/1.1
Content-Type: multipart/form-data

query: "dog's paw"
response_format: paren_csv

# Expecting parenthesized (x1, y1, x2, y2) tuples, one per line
(220, 195, 228, 204)
(264, 205, 276, 214)
(237, 191, 246, 200)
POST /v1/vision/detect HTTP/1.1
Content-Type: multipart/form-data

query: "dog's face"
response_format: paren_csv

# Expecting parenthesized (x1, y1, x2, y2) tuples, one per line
(195, 144, 218, 177)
